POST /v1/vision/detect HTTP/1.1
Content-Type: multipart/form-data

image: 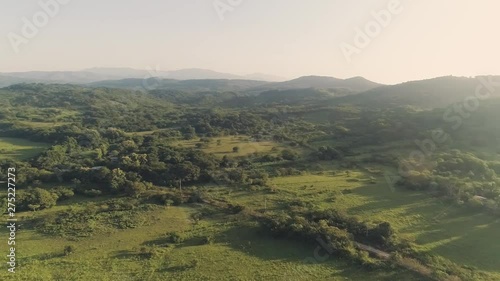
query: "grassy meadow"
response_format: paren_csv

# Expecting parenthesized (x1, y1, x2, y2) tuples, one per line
(0, 137, 50, 160)
(0, 198, 421, 281)
(174, 136, 287, 158)
(208, 164, 500, 280)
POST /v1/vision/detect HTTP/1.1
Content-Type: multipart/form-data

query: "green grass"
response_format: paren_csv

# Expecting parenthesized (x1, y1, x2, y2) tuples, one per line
(0, 203, 192, 280)
(209, 165, 500, 279)
(0, 198, 421, 281)
(0, 137, 50, 160)
(174, 136, 285, 158)
(125, 130, 158, 136)
(17, 121, 69, 128)
(9, 107, 81, 124)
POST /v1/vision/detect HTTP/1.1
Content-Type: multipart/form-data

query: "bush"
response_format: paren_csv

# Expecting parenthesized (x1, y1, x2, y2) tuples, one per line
(165, 199, 175, 207)
(64, 245, 74, 256)
(226, 204, 245, 214)
(53, 187, 75, 200)
(139, 246, 162, 259)
(83, 189, 102, 197)
(188, 192, 204, 203)
(202, 235, 214, 245)
(166, 232, 185, 244)
(164, 193, 184, 206)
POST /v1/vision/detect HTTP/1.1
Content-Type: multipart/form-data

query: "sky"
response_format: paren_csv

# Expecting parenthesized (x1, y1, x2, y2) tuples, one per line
(1, 0, 499, 84)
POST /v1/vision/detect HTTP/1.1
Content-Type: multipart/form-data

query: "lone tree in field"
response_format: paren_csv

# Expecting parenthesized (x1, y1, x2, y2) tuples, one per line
(64, 245, 74, 256)
(232, 146, 240, 153)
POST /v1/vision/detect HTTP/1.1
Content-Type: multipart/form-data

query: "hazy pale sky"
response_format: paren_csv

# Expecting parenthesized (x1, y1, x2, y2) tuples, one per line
(1, 0, 499, 84)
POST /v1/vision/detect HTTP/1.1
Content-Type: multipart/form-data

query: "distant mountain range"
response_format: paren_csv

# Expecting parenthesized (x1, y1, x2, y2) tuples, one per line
(2, 69, 498, 111)
(0, 67, 383, 94)
(336, 76, 500, 109)
(0, 67, 287, 86)
(250, 76, 382, 93)
(89, 75, 382, 95)
(90, 78, 271, 93)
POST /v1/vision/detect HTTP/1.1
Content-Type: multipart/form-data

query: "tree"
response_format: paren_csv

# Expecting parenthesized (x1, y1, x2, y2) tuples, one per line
(228, 169, 248, 184)
(233, 146, 240, 153)
(371, 222, 394, 245)
(18, 188, 59, 211)
(182, 125, 196, 140)
(315, 146, 342, 160)
(64, 245, 74, 256)
(110, 168, 127, 192)
(125, 181, 148, 198)
(173, 162, 201, 184)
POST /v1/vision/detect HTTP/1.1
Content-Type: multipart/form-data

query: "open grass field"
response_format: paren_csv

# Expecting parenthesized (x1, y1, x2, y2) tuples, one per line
(273, 172, 500, 275)
(0, 197, 421, 281)
(208, 163, 500, 280)
(10, 107, 81, 124)
(174, 136, 286, 158)
(0, 137, 50, 160)
(17, 121, 69, 129)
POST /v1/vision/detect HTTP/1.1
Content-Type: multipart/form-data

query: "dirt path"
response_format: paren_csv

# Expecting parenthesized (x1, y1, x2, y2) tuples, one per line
(354, 242, 391, 259)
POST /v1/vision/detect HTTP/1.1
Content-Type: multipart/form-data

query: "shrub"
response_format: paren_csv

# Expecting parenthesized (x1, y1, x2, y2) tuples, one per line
(64, 245, 74, 256)
(188, 192, 204, 203)
(226, 203, 245, 214)
(202, 235, 214, 245)
(53, 187, 75, 200)
(83, 189, 102, 197)
(165, 199, 175, 208)
(139, 246, 158, 259)
(164, 193, 184, 206)
(166, 232, 185, 244)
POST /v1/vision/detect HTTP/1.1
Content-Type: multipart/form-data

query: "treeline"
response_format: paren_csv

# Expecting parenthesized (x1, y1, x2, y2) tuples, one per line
(260, 209, 401, 265)
(258, 208, 483, 281)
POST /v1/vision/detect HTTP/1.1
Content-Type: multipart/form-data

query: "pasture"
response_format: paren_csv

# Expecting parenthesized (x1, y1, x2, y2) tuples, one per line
(0, 137, 49, 160)
(174, 136, 285, 158)
(211, 165, 500, 279)
(0, 198, 421, 281)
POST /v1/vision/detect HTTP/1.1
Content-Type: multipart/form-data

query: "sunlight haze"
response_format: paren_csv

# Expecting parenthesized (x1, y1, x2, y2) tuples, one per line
(1, 0, 499, 84)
